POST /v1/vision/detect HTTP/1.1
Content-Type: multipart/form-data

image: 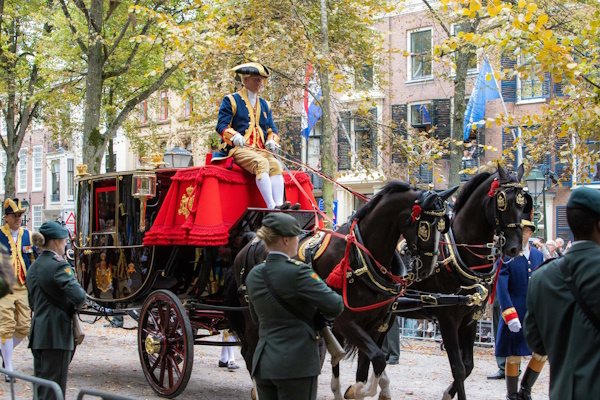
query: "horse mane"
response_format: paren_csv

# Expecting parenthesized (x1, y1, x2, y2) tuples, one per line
(452, 171, 492, 215)
(351, 181, 412, 221)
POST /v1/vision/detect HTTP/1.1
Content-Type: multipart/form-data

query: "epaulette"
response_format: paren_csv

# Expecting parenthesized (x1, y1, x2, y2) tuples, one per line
(53, 254, 64, 262)
(286, 259, 303, 266)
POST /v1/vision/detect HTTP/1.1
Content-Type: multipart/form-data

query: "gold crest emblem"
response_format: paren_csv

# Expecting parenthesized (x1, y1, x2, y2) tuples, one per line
(437, 218, 445, 232)
(418, 221, 430, 242)
(497, 191, 507, 211)
(516, 191, 525, 207)
(178, 186, 195, 218)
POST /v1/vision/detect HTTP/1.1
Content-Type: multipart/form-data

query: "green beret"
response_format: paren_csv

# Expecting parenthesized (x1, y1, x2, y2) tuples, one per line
(38, 221, 69, 240)
(567, 187, 600, 215)
(262, 213, 302, 237)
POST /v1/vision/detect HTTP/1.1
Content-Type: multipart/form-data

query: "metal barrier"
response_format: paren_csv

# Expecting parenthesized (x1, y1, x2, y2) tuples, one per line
(0, 367, 137, 400)
(76, 389, 137, 400)
(0, 366, 64, 400)
(398, 317, 494, 348)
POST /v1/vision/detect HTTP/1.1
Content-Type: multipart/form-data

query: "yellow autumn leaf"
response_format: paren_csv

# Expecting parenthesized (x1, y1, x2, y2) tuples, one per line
(567, 63, 578, 69)
(334, 73, 343, 79)
(537, 14, 548, 26)
(470, 0, 482, 12)
(518, 0, 526, 8)
(526, 3, 537, 12)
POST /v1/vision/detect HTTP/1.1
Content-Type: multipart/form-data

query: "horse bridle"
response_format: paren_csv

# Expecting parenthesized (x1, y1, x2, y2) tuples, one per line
(489, 181, 527, 240)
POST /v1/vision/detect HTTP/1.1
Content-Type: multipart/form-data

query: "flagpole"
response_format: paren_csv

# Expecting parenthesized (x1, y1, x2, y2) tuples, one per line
(485, 56, 522, 166)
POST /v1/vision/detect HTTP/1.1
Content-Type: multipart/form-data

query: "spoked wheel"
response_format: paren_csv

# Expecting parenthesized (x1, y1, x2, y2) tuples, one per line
(138, 290, 194, 398)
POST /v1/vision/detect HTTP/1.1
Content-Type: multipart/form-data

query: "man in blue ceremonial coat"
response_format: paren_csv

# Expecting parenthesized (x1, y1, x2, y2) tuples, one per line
(0, 199, 38, 381)
(214, 62, 295, 210)
(496, 219, 546, 400)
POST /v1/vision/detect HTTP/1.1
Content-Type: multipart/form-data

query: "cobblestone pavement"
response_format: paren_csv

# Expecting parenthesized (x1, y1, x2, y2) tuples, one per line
(4, 316, 550, 400)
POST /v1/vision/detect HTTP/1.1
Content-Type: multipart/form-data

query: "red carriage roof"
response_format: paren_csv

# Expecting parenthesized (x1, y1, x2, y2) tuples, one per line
(143, 161, 317, 247)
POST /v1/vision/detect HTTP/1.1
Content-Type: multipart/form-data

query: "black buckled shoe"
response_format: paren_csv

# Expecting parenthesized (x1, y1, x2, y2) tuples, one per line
(218, 361, 228, 368)
(487, 370, 505, 380)
(290, 203, 301, 210)
(276, 201, 292, 210)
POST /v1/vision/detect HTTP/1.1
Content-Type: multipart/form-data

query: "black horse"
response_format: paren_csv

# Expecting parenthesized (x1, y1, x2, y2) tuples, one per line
(230, 182, 457, 399)
(348, 164, 530, 400)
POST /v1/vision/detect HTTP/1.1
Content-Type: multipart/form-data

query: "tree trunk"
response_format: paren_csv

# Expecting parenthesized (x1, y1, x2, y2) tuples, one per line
(82, 0, 106, 175)
(319, 0, 334, 227)
(4, 152, 18, 200)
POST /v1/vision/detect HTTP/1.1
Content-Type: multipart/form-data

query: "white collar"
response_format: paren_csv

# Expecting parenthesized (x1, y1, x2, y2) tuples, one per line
(247, 89, 257, 107)
(522, 243, 530, 259)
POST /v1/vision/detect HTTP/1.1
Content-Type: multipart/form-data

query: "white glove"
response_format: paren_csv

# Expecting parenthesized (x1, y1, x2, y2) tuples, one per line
(232, 133, 245, 147)
(265, 139, 279, 152)
(507, 318, 522, 333)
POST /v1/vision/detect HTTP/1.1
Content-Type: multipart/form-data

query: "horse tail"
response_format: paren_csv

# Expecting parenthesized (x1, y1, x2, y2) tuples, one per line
(223, 267, 245, 337)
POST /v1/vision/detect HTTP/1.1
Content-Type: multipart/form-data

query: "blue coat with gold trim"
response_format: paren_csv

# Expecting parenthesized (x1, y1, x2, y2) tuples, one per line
(213, 88, 278, 161)
(495, 245, 544, 357)
(0, 225, 37, 284)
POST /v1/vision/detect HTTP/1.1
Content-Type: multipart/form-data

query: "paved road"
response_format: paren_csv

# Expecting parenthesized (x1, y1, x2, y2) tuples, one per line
(5, 316, 549, 399)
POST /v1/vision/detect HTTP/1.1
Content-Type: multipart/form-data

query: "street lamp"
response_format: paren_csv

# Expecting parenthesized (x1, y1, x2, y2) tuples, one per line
(525, 167, 546, 240)
(163, 146, 192, 168)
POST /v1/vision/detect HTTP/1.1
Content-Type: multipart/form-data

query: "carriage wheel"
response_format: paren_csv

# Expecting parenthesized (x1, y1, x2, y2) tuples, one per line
(138, 290, 194, 398)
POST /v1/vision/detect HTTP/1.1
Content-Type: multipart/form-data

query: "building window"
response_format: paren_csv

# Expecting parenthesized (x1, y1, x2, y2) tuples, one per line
(139, 100, 147, 124)
(184, 96, 193, 118)
(17, 148, 28, 193)
(308, 126, 322, 190)
(51, 160, 60, 202)
(33, 146, 43, 191)
(451, 23, 478, 73)
(356, 64, 374, 90)
(408, 28, 432, 80)
(0, 152, 5, 195)
(410, 103, 432, 130)
(517, 59, 550, 103)
(158, 90, 168, 121)
(67, 158, 74, 200)
(32, 205, 42, 232)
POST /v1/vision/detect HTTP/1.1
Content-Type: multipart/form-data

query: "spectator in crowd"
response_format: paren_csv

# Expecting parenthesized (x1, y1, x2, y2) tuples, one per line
(525, 187, 600, 400)
(496, 219, 546, 400)
(554, 238, 564, 256)
(544, 240, 558, 260)
(28, 222, 87, 400)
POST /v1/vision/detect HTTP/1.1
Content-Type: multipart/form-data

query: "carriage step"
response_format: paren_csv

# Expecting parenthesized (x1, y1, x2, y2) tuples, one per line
(183, 300, 248, 312)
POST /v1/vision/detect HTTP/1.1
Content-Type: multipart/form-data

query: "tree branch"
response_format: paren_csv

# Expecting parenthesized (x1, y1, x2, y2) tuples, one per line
(104, 62, 181, 138)
(106, 0, 143, 61)
(422, 0, 450, 37)
(58, 0, 88, 53)
(73, 0, 101, 34)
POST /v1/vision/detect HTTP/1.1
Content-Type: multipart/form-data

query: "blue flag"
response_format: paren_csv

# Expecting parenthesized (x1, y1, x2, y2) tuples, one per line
(463, 60, 501, 140)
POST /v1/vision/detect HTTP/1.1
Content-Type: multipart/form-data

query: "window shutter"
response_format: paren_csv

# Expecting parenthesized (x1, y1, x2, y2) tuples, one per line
(556, 206, 573, 242)
(554, 136, 571, 185)
(391, 104, 407, 164)
(542, 72, 551, 98)
(369, 108, 378, 167)
(554, 81, 564, 97)
(337, 112, 352, 171)
(278, 116, 302, 158)
(432, 99, 451, 159)
(502, 126, 518, 168)
(501, 55, 517, 102)
(538, 154, 552, 187)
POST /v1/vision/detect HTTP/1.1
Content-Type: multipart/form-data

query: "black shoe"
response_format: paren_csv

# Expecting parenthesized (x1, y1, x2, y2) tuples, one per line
(487, 370, 505, 380)
(218, 361, 228, 368)
(4, 374, 11, 383)
(276, 201, 292, 210)
(227, 361, 239, 371)
(290, 203, 301, 210)
(386, 359, 399, 365)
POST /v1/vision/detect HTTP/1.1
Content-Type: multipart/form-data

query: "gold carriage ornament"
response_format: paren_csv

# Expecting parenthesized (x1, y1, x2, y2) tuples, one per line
(132, 157, 158, 232)
(75, 164, 91, 178)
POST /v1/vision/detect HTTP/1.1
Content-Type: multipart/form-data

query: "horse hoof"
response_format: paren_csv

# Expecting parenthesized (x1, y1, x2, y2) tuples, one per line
(251, 388, 257, 400)
(344, 385, 355, 399)
(441, 391, 452, 400)
(378, 394, 392, 400)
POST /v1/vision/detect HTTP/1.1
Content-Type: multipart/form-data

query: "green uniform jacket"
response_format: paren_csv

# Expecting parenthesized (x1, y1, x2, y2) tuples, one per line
(246, 252, 344, 380)
(524, 241, 600, 400)
(26, 250, 87, 351)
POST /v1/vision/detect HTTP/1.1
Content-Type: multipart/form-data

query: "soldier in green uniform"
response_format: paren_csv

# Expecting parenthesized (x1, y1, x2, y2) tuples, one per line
(27, 222, 87, 400)
(524, 187, 600, 400)
(246, 213, 344, 400)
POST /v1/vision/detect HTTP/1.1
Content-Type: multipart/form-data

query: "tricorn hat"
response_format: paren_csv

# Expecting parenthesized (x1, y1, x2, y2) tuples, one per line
(3, 199, 26, 215)
(231, 62, 271, 78)
(521, 219, 536, 233)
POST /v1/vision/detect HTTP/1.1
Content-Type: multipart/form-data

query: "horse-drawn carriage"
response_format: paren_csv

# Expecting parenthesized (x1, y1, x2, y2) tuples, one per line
(72, 152, 531, 400)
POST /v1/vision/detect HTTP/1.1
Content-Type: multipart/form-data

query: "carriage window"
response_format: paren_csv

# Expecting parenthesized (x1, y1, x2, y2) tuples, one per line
(94, 181, 117, 233)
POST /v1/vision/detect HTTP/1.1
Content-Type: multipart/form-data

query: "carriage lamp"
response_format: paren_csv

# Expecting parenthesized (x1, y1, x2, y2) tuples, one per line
(525, 167, 546, 239)
(163, 145, 192, 168)
(132, 161, 157, 232)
